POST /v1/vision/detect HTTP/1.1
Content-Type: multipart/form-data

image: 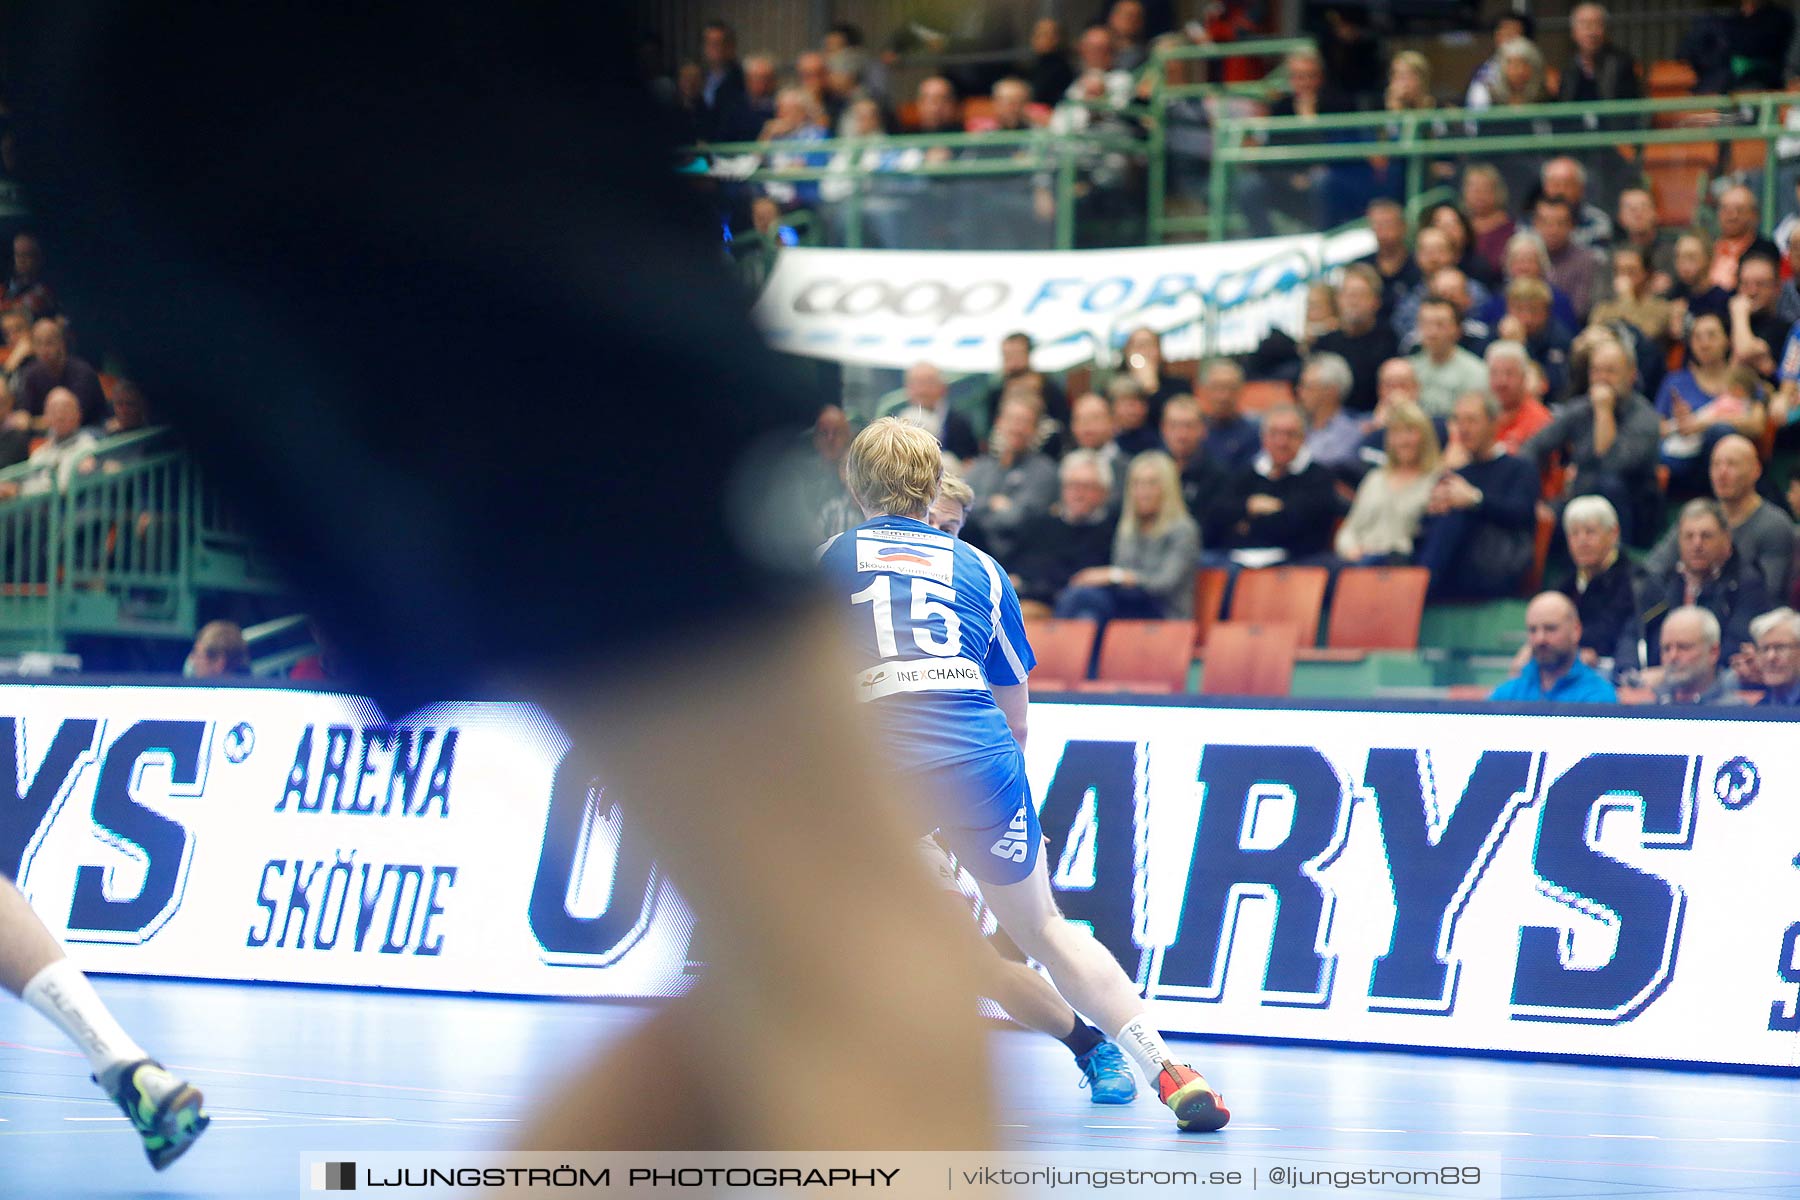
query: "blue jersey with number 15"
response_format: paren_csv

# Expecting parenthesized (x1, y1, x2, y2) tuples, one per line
(819, 514, 1037, 773)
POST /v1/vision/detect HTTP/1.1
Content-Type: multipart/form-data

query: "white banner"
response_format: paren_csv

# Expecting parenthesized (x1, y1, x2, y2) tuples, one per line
(1021, 701, 1800, 1069)
(751, 231, 1376, 373)
(8, 684, 1799, 1069)
(8, 686, 694, 998)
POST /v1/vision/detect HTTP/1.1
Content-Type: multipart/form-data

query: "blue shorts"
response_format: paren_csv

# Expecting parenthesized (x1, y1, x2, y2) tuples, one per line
(911, 749, 1040, 886)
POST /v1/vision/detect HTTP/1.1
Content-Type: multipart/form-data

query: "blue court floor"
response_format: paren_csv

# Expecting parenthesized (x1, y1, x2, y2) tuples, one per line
(1, 978, 1797, 1198)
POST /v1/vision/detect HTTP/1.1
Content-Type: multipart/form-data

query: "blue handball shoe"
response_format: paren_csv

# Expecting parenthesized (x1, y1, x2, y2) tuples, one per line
(1075, 1042, 1138, 1104)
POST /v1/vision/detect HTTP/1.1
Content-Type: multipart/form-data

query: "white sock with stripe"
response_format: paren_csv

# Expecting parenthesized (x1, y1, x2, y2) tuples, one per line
(21, 959, 147, 1082)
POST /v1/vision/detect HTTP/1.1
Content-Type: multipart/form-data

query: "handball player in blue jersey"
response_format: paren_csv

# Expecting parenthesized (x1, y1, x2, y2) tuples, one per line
(821, 419, 1229, 1131)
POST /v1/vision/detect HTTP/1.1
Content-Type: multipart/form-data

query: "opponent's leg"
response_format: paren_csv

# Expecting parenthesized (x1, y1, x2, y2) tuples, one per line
(980, 858, 1229, 1132)
(0, 874, 209, 1169)
(918, 839, 1135, 1103)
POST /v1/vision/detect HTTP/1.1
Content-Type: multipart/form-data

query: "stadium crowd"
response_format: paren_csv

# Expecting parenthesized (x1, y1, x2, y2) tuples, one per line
(693, 1, 1800, 707)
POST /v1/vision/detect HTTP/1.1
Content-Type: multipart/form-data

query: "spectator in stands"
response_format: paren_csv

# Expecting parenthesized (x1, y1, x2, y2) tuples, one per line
(805, 403, 857, 539)
(792, 52, 840, 128)
(1490, 592, 1619, 703)
(1056, 26, 1134, 128)
(1360, 200, 1419, 326)
(699, 20, 753, 142)
(1009, 450, 1119, 616)
(965, 396, 1058, 561)
(1376, 356, 1421, 412)
(1533, 197, 1604, 321)
(1416, 390, 1539, 599)
(1069, 391, 1125, 485)
(1637, 499, 1771, 671)
(1484, 340, 1554, 453)
(1424, 204, 1499, 293)
(1202, 404, 1338, 565)
(910, 75, 962, 135)
(1462, 166, 1516, 280)
(1684, 0, 1793, 93)
(1527, 336, 1661, 541)
(1196, 358, 1260, 470)
(1778, 225, 1800, 324)
(1559, 4, 1640, 106)
(1555, 494, 1640, 667)
(1120, 326, 1186, 426)
(1297, 352, 1364, 476)
(985, 332, 1068, 428)
(1644, 434, 1794, 599)
(1026, 18, 1075, 105)
(1712, 187, 1780, 293)
(0, 382, 28, 471)
(1427, 268, 1495, 356)
(1109, 376, 1160, 457)
(2, 234, 54, 319)
(1410, 299, 1488, 418)
(1589, 245, 1673, 348)
(977, 77, 1037, 133)
(1614, 188, 1677, 285)
(1, 308, 32, 391)
(1730, 251, 1790, 381)
(1496, 278, 1572, 401)
(1239, 46, 1347, 237)
(1480, 231, 1582, 333)
(1390, 226, 1461, 343)
(1487, 33, 1549, 107)
(1651, 606, 1747, 705)
(17, 319, 106, 427)
(741, 55, 778, 131)
(289, 618, 346, 683)
(184, 619, 251, 679)
(1107, 0, 1149, 71)
(1665, 230, 1732, 340)
(1465, 12, 1535, 109)
(1657, 315, 1744, 486)
(1315, 264, 1394, 414)
(897, 362, 978, 460)
(925, 472, 974, 538)
(0, 388, 96, 500)
(101, 379, 150, 438)
(1335, 401, 1438, 564)
(1158, 393, 1224, 518)
(1747, 607, 1800, 705)
(1056, 450, 1200, 620)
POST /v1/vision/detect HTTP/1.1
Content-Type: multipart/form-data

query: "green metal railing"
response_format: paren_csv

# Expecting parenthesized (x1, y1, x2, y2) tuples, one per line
(1190, 90, 1794, 243)
(0, 428, 289, 652)
(691, 127, 1145, 250)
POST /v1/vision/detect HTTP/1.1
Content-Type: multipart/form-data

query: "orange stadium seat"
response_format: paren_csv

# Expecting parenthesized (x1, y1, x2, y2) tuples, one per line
(1644, 142, 1718, 229)
(1023, 617, 1097, 691)
(1228, 565, 1327, 647)
(1237, 380, 1293, 414)
(1326, 566, 1430, 651)
(1199, 621, 1296, 696)
(1076, 619, 1196, 693)
(1648, 60, 1697, 97)
(1191, 567, 1229, 654)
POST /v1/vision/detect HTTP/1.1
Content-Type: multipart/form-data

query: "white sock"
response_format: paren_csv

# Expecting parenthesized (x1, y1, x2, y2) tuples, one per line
(1114, 1015, 1177, 1083)
(21, 959, 147, 1082)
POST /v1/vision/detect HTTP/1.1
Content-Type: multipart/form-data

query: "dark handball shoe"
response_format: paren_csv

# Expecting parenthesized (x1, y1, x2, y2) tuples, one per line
(104, 1059, 211, 1170)
(1156, 1062, 1230, 1132)
(1075, 1042, 1139, 1104)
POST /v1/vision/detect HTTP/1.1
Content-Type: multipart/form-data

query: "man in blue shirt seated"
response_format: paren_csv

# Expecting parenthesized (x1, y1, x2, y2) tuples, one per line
(1490, 591, 1620, 703)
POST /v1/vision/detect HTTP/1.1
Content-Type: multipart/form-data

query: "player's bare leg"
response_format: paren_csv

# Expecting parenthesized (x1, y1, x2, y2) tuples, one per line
(0, 874, 209, 1168)
(522, 615, 995, 1150)
(981, 858, 1229, 1131)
